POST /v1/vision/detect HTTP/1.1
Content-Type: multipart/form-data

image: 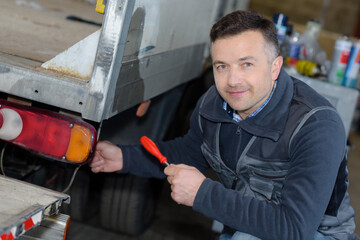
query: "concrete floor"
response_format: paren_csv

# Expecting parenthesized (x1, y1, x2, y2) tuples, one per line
(67, 131, 360, 239)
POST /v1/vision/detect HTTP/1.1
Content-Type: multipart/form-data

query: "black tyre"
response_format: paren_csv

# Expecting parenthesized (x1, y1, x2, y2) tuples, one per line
(59, 167, 92, 221)
(99, 173, 162, 236)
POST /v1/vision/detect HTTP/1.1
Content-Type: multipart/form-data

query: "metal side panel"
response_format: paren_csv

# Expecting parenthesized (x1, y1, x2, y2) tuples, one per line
(84, 0, 221, 121)
(0, 0, 136, 123)
(0, 53, 88, 114)
(0, 0, 227, 122)
(84, 0, 136, 122)
(110, 43, 206, 116)
(0, 175, 69, 240)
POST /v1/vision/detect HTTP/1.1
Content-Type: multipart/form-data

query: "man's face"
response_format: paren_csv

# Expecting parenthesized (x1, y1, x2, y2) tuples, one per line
(211, 31, 282, 119)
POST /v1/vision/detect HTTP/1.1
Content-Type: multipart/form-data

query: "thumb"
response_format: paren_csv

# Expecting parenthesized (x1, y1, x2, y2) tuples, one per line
(164, 164, 177, 176)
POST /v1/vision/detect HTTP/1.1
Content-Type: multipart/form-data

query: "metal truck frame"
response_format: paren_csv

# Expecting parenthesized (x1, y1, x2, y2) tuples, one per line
(0, 0, 249, 236)
(0, 0, 224, 122)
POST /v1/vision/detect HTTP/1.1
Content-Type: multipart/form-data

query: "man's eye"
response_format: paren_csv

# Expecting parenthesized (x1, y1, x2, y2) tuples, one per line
(243, 62, 252, 67)
(216, 65, 227, 71)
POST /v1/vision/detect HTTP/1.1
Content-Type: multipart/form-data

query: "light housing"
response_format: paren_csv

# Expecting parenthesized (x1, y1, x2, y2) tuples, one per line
(0, 99, 97, 164)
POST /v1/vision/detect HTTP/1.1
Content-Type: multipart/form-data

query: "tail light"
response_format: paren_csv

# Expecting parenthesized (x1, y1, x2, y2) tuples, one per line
(0, 99, 97, 164)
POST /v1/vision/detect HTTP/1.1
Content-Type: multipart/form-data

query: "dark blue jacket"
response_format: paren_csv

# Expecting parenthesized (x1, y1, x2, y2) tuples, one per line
(120, 69, 356, 240)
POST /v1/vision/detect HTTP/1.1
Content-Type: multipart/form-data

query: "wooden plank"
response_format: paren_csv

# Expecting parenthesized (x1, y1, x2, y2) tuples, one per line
(0, 0, 102, 62)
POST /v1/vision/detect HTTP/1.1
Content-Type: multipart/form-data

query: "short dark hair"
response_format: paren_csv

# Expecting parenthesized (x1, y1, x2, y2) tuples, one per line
(210, 10, 279, 61)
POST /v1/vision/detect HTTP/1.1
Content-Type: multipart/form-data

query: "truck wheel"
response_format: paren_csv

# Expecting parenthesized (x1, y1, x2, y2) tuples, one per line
(59, 167, 91, 221)
(99, 173, 162, 236)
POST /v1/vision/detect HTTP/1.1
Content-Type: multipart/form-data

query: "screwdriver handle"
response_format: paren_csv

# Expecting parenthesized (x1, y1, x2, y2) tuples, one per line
(140, 136, 168, 165)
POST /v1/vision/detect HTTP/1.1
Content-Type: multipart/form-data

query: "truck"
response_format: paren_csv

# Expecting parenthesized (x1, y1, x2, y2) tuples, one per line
(0, 0, 250, 236)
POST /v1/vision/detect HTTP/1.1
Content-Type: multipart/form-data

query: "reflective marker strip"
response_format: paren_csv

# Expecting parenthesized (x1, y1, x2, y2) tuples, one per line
(24, 211, 43, 231)
(0, 211, 42, 240)
(24, 218, 34, 231)
(1, 228, 15, 240)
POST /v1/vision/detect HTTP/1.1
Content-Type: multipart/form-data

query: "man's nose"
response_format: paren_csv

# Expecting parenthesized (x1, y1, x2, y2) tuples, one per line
(228, 68, 242, 87)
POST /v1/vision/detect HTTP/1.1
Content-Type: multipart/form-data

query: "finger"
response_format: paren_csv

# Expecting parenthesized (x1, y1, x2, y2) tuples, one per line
(167, 176, 172, 184)
(89, 157, 103, 167)
(164, 164, 177, 176)
(90, 152, 102, 163)
(170, 191, 181, 205)
(167, 176, 178, 186)
(93, 151, 103, 160)
(91, 165, 103, 173)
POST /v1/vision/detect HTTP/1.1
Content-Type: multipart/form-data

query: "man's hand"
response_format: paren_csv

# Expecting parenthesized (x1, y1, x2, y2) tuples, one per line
(164, 164, 206, 207)
(89, 141, 123, 173)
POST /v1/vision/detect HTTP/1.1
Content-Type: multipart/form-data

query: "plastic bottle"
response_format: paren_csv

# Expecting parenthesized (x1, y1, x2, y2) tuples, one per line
(288, 31, 301, 59)
(273, 13, 288, 45)
(343, 40, 360, 88)
(298, 20, 327, 64)
(328, 35, 352, 85)
(280, 24, 293, 58)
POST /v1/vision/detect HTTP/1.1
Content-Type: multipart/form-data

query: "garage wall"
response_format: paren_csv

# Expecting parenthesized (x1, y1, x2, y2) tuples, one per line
(249, 0, 359, 36)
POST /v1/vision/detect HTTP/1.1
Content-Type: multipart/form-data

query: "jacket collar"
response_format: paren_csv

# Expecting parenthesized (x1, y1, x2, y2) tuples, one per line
(199, 68, 293, 141)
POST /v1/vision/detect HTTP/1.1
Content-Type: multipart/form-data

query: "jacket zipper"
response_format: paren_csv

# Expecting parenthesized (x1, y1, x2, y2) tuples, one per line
(231, 176, 238, 189)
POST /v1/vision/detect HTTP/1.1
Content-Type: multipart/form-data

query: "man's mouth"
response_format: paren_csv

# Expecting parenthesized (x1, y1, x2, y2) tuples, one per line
(227, 90, 248, 97)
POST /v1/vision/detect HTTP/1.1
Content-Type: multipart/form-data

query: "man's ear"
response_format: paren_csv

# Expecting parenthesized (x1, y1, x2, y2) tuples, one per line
(271, 56, 283, 80)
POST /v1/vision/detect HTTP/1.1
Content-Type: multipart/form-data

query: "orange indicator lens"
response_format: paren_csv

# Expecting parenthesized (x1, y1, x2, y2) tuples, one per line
(65, 124, 92, 163)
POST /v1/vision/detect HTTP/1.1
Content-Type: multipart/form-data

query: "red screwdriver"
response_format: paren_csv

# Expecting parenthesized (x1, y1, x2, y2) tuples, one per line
(140, 136, 169, 166)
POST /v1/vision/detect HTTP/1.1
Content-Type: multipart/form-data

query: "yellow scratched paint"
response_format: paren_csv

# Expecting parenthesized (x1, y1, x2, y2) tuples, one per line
(96, 0, 105, 14)
(40, 63, 92, 80)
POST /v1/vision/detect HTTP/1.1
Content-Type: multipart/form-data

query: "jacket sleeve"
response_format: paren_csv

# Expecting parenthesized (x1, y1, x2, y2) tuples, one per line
(193, 109, 348, 240)
(120, 96, 208, 178)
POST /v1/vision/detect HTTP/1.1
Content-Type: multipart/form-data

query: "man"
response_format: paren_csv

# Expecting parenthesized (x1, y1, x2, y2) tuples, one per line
(90, 10, 358, 240)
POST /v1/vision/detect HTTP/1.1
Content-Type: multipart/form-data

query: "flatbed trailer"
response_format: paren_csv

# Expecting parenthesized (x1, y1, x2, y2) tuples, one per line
(0, 175, 69, 240)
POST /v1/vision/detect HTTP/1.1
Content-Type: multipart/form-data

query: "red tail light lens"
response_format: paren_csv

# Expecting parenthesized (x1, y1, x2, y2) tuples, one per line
(0, 99, 97, 164)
